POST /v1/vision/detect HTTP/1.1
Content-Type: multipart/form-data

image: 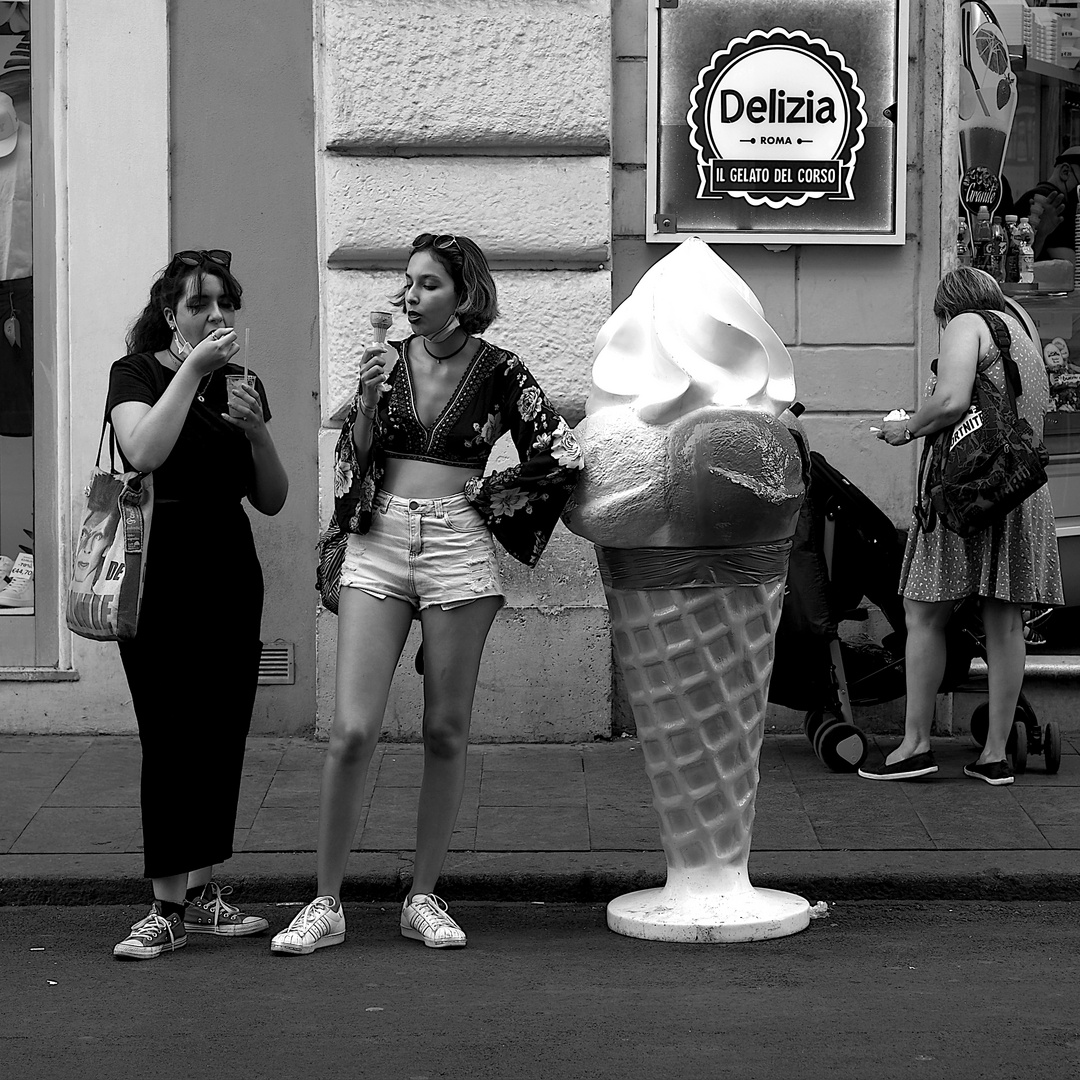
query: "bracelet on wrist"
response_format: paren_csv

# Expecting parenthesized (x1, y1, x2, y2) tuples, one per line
(358, 400, 377, 419)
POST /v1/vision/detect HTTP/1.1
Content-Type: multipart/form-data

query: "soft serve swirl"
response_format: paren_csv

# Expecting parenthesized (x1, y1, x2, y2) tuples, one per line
(565, 237, 805, 548)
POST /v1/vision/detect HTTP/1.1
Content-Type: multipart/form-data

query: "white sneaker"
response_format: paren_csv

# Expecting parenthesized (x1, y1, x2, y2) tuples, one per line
(0, 551, 32, 608)
(270, 896, 345, 955)
(400, 893, 467, 949)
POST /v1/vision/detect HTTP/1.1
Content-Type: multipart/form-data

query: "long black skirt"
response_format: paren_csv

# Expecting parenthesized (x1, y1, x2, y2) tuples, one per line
(119, 501, 263, 879)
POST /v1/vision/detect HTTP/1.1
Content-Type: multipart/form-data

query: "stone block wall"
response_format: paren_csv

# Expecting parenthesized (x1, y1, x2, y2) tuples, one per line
(315, 0, 613, 740)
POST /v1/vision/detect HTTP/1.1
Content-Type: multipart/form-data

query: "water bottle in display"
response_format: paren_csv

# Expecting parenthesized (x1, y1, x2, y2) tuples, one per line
(974, 207, 992, 273)
(989, 216, 1008, 282)
(1016, 217, 1035, 284)
(1004, 214, 1019, 282)
(956, 219, 972, 267)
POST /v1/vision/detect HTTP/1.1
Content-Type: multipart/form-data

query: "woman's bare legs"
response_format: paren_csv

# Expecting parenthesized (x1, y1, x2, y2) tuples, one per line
(409, 597, 501, 898)
(979, 598, 1025, 764)
(317, 587, 415, 901)
(887, 598, 956, 765)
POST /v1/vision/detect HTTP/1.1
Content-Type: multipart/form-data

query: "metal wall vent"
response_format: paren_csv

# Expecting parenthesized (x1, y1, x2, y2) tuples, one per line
(258, 640, 295, 685)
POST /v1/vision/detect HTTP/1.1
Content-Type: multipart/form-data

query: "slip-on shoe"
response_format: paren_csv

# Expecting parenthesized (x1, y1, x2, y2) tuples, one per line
(858, 750, 938, 781)
(963, 758, 1014, 786)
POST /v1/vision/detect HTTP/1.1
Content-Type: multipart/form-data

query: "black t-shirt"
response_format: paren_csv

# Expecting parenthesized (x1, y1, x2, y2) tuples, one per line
(1014, 182, 1078, 254)
(106, 352, 271, 504)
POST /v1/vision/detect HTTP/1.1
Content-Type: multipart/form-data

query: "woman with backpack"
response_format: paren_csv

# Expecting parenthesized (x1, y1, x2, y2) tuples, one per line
(860, 267, 1062, 786)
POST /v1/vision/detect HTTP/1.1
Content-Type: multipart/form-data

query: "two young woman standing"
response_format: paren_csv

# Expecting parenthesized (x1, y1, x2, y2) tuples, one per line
(108, 233, 581, 958)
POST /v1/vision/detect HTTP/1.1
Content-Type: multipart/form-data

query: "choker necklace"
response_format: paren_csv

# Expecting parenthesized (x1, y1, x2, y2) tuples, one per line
(167, 348, 213, 402)
(423, 334, 468, 364)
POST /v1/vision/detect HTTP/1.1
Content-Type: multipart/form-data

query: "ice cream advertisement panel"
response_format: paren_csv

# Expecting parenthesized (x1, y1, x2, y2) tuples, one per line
(648, 0, 909, 244)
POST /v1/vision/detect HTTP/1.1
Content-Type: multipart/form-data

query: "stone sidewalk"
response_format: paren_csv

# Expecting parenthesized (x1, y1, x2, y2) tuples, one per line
(1, 733, 1078, 905)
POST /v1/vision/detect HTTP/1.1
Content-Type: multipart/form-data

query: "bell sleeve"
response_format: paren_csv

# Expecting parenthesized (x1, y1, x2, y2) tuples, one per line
(464, 354, 584, 566)
(333, 388, 382, 536)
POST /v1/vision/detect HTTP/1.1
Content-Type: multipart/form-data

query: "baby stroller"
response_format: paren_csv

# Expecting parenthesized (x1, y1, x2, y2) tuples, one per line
(769, 451, 1062, 773)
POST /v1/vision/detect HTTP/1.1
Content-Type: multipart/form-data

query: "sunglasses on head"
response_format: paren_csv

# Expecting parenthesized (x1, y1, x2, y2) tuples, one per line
(412, 233, 459, 252)
(171, 249, 233, 270)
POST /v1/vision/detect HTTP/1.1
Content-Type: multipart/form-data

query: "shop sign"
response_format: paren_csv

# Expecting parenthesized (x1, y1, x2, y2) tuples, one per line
(647, 0, 909, 245)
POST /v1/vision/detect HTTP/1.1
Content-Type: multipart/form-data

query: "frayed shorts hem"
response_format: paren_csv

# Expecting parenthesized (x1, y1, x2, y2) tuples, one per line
(341, 583, 505, 613)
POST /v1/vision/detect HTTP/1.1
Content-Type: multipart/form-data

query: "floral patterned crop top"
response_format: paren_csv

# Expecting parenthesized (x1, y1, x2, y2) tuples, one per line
(332, 337, 584, 567)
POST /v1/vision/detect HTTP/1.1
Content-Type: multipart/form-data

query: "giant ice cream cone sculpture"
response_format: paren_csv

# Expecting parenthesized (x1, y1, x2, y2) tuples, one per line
(565, 237, 809, 941)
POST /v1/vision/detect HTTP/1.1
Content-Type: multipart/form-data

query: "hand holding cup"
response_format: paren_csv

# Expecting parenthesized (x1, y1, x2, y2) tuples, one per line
(222, 376, 266, 441)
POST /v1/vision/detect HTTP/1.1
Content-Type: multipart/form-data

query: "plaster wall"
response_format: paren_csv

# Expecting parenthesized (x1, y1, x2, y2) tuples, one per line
(169, 0, 320, 734)
(316, 0, 613, 740)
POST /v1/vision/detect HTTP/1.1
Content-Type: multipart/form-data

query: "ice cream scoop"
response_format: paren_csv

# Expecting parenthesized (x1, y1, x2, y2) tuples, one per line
(369, 310, 394, 342)
(565, 237, 809, 942)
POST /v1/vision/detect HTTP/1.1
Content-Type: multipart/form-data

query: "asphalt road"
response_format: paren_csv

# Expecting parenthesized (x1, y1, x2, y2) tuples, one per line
(2, 902, 1078, 1080)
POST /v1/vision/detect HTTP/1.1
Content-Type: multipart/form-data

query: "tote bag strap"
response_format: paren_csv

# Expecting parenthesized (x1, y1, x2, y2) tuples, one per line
(99, 352, 167, 473)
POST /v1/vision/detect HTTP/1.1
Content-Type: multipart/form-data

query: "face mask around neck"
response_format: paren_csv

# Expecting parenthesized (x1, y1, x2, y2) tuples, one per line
(426, 312, 461, 344)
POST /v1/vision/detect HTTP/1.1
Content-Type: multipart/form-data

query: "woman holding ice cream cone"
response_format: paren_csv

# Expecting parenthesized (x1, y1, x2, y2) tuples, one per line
(271, 233, 583, 955)
(108, 250, 288, 959)
(862, 267, 1061, 786)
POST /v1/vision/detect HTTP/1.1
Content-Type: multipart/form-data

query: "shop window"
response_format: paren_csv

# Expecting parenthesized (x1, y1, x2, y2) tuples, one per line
(960, 6, 1080, 656)
(0, 4, 32, 630)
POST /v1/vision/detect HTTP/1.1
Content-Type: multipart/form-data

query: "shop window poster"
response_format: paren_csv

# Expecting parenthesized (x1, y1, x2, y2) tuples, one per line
(647, 0, 909, 244)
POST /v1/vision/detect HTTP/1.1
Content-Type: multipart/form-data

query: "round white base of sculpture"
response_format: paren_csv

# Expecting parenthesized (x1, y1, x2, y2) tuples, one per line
(607, 885, 810, 943)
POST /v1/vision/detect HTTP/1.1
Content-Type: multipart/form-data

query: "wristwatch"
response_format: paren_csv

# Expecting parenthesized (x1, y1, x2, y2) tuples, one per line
(903, 427, 913, 443)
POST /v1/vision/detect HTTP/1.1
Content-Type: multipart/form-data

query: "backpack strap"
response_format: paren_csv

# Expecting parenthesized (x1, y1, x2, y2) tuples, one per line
(975, 309, 1022, 404)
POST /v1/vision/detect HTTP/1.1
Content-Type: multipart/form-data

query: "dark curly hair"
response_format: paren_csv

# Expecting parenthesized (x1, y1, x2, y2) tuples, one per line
(390, 232, 499, 335)
(126, 256, 243, 355)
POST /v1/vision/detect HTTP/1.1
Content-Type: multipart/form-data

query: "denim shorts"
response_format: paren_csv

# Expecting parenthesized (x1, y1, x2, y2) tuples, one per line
(340, 490, 504, 612)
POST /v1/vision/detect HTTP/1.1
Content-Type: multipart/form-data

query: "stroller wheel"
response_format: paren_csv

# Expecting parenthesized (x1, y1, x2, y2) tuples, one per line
(804, 708, 835, 745)
(1008, 720, 1028, 774)
(815, 720, 868, 773)
(969, 703, 988, 747)
(970, 701, 1034, 752)
(1044, 723, 1062, 775)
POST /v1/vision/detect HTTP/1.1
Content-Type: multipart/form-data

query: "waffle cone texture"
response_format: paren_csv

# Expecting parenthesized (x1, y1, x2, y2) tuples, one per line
(605, 577, 785, 875)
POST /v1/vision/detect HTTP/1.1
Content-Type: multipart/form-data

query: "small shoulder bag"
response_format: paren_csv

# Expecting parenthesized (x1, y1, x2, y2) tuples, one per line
(915, 309, 1049, 538)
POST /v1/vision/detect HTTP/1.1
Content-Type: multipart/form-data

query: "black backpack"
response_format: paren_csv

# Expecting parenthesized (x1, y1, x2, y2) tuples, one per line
(915, 309, 1049, 538)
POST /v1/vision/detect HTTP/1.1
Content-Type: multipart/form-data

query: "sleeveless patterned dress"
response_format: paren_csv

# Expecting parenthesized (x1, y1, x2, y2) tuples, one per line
(899, 311, 1064, 607)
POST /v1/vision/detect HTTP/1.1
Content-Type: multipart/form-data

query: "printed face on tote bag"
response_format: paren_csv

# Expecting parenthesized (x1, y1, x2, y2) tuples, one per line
(72, 508, 120, 587)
